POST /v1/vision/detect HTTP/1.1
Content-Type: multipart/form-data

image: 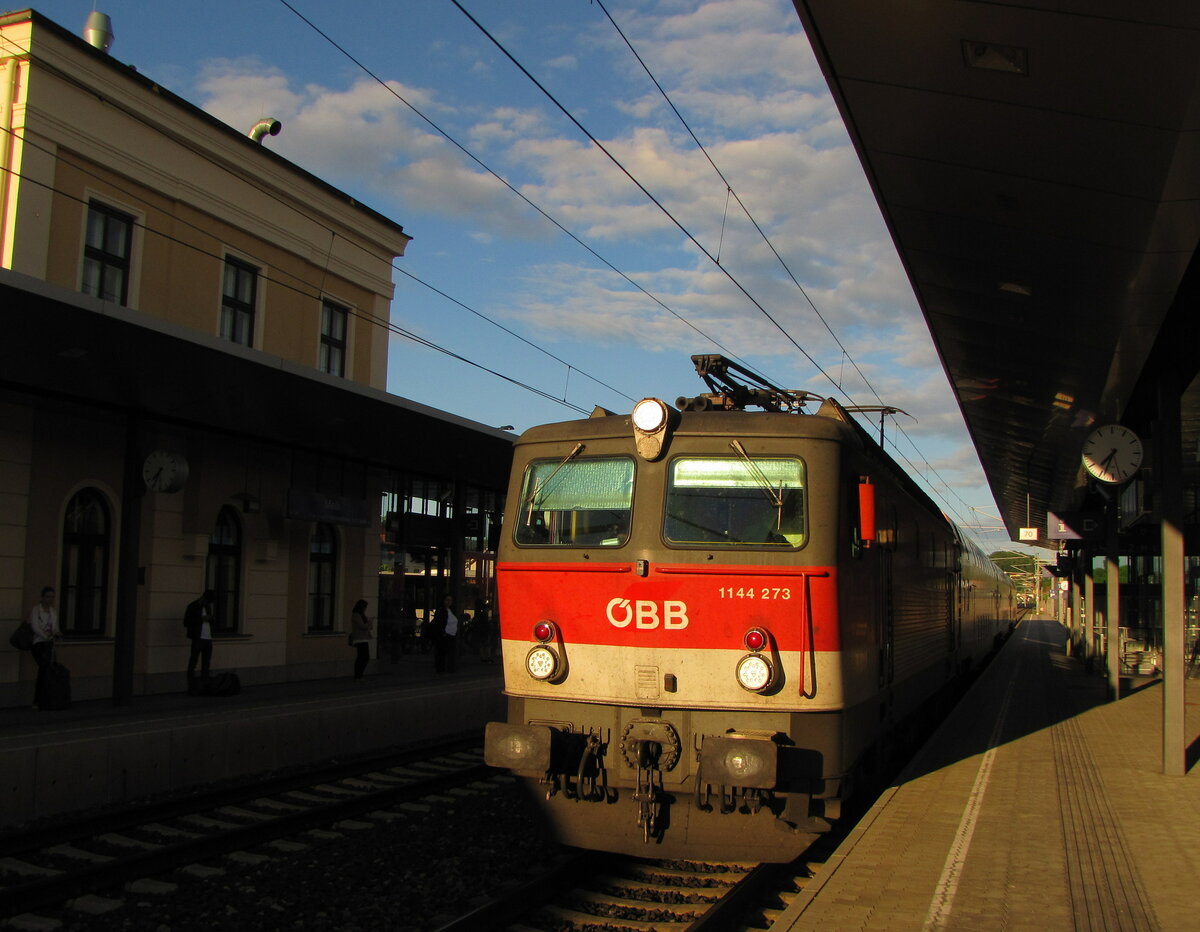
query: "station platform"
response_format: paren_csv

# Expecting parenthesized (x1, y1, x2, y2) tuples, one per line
(776, 617, 1200, 931)
(0, 649, 504, 831)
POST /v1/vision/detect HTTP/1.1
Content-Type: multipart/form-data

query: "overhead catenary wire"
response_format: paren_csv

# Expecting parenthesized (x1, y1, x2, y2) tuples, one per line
(392, 264, 636, 405)
(2, 14, 1002, 542)
(271, 0, 753, 374)
(448, 1, 999, 541)
(593, 0, 888, 410)
(0, 129, 593, 415)
(449, 0, 837, 400)
(0, 28, 629, 414)
(1, 146, 990, 543)
(590, 3, 1001, 544)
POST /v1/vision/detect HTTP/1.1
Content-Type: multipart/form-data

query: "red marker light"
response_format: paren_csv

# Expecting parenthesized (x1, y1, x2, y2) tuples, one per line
(744, 628, 767, 652)
(533, 621, 554, 643)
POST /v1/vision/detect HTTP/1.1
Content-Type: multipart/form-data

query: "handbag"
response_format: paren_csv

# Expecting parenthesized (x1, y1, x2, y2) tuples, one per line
(9, 623, 33, 651)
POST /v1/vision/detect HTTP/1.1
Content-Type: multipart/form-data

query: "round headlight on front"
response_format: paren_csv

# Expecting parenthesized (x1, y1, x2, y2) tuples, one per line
(736, 653, 773, 692)
(632, 398, 668, 432)
(526, 645, 560, 681)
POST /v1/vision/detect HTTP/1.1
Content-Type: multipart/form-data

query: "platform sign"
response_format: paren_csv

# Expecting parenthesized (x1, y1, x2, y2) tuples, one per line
(1046, 510, 1103, 541)
(287, 488, 370, 527)
(1019, 527, 1039, 541)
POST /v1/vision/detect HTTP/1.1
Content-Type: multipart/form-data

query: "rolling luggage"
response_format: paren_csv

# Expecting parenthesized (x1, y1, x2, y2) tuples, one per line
(40, 656, 71, 710)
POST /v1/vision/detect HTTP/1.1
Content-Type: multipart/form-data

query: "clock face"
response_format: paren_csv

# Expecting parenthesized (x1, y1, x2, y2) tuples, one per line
(142, 450, 189, 493)
(1082, 425, 1143, 484)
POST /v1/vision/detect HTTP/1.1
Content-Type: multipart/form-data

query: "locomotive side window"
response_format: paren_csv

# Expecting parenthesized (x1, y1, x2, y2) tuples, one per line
(664, 456, 806, 547)
(516, 456, 634, 546)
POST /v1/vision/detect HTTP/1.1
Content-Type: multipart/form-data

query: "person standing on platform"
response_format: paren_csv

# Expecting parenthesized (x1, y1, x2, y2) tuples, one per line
(29, 586, 60, 710)
(184, 589, 215, 694)
(475, 601, 495, 662)
(350, 599, 372, 679)
(433, 594, 459, 673)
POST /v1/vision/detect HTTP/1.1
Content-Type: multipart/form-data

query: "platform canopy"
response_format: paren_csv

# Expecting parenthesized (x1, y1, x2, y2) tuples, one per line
(792, 1, 1200, 544)
(0, 270, 512, 490)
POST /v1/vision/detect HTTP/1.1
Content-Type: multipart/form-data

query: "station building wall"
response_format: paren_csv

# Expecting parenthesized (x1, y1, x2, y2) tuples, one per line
(0, 10, 506, 708)
(0, 393, 386, 706)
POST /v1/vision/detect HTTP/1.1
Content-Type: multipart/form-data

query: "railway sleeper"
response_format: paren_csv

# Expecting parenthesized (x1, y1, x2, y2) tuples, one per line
(538, 902, 695, 932)
(593, 874, 728, 903)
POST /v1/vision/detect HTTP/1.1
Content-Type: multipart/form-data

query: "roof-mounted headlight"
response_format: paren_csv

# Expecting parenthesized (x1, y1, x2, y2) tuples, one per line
(633, 398, 668, 432)
(631, 398, 676, 461)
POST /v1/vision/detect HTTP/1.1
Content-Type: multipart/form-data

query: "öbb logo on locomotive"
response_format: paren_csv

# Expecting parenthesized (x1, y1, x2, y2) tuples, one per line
(483, 355, 1017, 864)
(605, 597, 689, 629)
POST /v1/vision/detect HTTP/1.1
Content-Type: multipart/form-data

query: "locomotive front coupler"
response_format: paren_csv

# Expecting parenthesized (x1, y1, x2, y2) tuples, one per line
(564, 730, 610, 802)
(631, 739, 666, 843)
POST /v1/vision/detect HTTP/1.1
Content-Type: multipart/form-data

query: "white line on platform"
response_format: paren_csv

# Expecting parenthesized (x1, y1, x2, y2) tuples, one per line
(922, 672, 1017, 930)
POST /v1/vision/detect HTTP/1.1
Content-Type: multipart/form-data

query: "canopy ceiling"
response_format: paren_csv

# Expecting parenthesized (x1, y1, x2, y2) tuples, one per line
(793, 0, 1200, 543)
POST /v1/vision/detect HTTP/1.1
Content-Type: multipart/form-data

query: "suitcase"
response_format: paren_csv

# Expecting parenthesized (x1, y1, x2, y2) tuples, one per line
(40, 659, 71, 710)
(200, 671, 240, 697)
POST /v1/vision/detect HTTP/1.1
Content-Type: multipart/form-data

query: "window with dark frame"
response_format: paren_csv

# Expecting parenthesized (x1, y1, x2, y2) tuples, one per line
(205, 506, 242, 633)
(82, 201, 134, 305)
(319, 299, 348, 376)
(308, 523, 338, 631)
(663, 456, 807, 548)
(60, 488, 111, 636)
(221, 256, 258, 346)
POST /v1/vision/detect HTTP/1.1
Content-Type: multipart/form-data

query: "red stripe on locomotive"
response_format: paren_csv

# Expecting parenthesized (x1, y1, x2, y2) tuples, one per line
(497, 561, 840, 651)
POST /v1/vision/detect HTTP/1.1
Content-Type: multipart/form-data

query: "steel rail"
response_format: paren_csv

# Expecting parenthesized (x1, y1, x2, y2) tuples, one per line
(0, 746, 492, 918)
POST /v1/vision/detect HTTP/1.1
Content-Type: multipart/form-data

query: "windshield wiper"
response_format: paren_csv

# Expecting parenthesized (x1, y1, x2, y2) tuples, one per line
(730, 440, 784, 529)
(523, 442, 585, 525)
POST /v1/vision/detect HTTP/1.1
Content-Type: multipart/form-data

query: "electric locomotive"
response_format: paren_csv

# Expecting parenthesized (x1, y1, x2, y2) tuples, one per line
(484, 356, 1014, 862)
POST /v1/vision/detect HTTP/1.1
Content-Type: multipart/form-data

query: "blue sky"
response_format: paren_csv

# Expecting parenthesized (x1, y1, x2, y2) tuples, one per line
(28, 0, 1032, 556)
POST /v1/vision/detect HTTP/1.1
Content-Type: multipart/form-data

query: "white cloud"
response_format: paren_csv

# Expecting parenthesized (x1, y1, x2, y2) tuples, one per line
(183, 4, 993, 526)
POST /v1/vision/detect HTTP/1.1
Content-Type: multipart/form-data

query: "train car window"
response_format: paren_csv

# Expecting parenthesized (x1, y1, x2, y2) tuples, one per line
(515, 456, 634, 546)
(664, 456, 805, 548)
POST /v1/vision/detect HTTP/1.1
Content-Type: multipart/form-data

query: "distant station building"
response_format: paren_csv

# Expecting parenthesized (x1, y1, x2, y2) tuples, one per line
(0, 9, 511, 704)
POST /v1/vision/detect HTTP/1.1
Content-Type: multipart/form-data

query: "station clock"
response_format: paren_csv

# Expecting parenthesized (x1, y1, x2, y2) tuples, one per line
(142, 449, 190, 493)
(1081, 425, 1143, 485)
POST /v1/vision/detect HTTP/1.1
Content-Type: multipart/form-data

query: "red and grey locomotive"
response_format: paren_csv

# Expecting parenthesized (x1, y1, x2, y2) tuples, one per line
(484, 355, 1015, 862)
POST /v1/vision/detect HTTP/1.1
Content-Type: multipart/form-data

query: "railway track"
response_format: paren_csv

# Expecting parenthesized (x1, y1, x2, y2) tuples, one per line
(437, 852, 821, 931)
(0, 738, 496, 924)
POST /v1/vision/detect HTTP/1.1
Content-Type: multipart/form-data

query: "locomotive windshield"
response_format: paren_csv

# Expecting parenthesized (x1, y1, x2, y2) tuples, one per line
(516, 456, 635, 546)
(664, 456, 806, 547)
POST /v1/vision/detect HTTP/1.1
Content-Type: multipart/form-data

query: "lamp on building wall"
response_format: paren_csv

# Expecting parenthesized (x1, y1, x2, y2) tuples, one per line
(233, 492, 261, 514)
(248, 119, 282, 144)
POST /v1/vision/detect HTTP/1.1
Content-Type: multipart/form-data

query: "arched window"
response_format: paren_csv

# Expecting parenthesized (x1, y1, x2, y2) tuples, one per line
(60, 488, 111, 635)
(206, 507, 242, 633)
(308, 523, 337, 631)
